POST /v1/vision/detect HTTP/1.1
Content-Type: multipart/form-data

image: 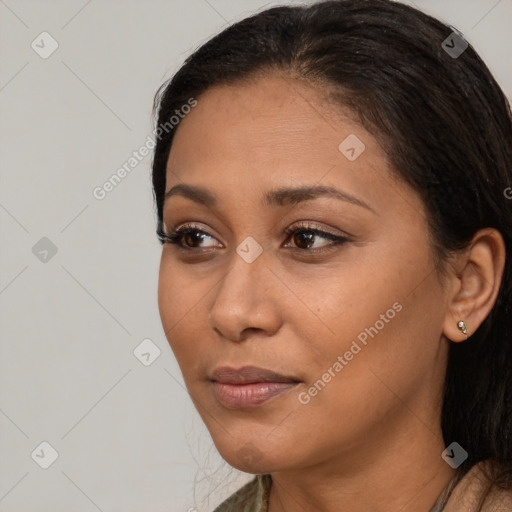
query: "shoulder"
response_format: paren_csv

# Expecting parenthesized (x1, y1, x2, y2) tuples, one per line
(212, 474, 271, 512)
(444, 461, 512, 512)
(475, 485, 512, 512)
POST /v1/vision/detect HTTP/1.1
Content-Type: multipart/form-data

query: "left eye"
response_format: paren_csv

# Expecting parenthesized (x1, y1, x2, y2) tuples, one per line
(283, 226, 348, 250)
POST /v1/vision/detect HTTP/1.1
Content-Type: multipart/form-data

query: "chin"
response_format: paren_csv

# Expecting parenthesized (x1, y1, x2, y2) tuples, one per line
(220, 437, 298, 474)
(222, 440, 267, 471)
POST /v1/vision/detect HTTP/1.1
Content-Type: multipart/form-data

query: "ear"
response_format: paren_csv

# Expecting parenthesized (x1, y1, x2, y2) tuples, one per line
(442, 228, 506, 342)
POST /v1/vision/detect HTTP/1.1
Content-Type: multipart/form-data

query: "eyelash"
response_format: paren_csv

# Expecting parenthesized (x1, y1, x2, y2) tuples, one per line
(157, 222, 349, 254)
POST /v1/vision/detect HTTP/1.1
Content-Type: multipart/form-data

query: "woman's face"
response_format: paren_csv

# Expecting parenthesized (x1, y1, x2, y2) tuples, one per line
(158, 74, 451, 474)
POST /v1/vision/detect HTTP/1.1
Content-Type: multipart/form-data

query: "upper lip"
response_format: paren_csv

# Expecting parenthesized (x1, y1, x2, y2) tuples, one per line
(210, 365, 301, 385)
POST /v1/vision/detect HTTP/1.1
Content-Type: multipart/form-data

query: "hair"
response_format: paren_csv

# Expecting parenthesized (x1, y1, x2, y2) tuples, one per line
(151, 0, 512, 509)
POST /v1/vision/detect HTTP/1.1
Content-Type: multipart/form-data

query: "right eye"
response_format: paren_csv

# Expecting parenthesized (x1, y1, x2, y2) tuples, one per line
(157, 223, 221, 250)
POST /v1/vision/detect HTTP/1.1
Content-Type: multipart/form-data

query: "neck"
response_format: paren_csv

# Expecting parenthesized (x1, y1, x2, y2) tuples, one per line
(268, 416, 455, 512)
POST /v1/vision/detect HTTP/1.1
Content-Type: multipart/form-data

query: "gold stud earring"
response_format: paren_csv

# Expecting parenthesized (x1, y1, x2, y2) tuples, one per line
(457, 320, 467, 335)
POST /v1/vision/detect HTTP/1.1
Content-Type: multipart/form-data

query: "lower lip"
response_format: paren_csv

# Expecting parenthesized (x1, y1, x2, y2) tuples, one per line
(211, 381, 300, 409)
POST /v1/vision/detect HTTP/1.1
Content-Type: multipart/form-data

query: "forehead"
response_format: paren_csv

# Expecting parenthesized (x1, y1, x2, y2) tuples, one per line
(163, 74, 411, 216)
(168, 73, 358, 162)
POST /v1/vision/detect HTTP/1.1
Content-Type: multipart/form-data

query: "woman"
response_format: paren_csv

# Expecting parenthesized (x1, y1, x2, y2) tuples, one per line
(151, 0, 512, 510)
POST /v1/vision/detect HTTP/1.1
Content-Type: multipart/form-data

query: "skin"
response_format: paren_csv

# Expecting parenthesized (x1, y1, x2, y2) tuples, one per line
(157, 73, 506, 511)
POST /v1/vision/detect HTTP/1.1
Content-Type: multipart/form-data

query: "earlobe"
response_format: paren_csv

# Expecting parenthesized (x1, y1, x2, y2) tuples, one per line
(442, 228, 506, 343)
(445, 318, 469, 343)
(456, 320, 467, 336)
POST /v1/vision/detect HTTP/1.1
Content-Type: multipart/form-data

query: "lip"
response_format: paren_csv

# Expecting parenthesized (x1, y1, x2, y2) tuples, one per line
(210, 365, 300, 384)
(209, 366, 302, 409)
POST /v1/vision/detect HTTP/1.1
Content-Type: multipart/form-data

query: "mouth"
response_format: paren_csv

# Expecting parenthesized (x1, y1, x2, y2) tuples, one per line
(210, 365, 301, 385)
(209, 365, 302, 409)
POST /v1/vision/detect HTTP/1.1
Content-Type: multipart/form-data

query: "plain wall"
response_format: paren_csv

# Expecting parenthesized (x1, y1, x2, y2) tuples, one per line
(0, 0, 511, 511)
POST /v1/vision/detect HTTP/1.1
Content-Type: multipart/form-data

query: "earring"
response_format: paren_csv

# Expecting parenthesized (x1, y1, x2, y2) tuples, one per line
(457, 320, 468, 335)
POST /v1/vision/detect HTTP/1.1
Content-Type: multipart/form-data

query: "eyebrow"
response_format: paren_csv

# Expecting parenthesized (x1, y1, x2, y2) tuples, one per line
(164, 183, 375, 213)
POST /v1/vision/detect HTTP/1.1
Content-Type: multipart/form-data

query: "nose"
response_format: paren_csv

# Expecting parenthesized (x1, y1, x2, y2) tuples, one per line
(208, 249, 283, 342)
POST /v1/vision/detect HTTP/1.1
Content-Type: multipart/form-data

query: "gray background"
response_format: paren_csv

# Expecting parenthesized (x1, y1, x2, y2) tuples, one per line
(0, 0, 511, 511)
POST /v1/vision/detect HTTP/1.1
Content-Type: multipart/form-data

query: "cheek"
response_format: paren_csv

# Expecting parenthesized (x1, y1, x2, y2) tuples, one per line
(158, 254, 196, 350)
(293, 237, 443, 391)
(158, 251, 205, 328)
(285, 297, 442, 458)
(278, 253, 394, 357)
(157, 253, 214, 375)
(157, 254, 178, 335)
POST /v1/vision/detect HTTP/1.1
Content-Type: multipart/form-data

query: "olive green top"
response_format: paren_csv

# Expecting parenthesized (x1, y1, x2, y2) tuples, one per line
(213, 474, 271, 512)
(212, 471, 462, 512)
